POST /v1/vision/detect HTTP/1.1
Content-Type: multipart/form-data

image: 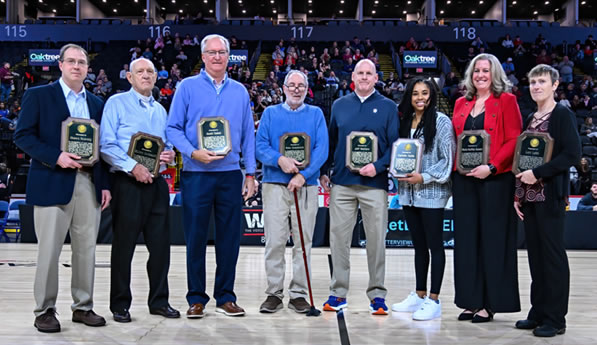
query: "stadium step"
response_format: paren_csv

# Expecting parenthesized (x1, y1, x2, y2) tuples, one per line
(253, 52, 272, 81)
(378, 54, 397, 79)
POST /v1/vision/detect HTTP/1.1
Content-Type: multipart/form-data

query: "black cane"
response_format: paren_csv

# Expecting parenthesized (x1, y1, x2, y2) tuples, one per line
(293, 189, 321, 316)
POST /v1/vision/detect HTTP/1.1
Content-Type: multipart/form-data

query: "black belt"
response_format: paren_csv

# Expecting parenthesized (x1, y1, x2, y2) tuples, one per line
(77, 166, 94, 174)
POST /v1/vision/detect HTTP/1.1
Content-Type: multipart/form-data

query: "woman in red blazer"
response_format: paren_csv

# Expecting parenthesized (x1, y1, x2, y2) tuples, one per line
(451, 53, 522, 323)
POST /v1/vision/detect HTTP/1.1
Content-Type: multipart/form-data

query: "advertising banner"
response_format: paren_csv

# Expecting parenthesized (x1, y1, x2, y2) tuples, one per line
(229, 49, 249, 66)
(403, 50, 438, 69)
(28, 49, 61, 66)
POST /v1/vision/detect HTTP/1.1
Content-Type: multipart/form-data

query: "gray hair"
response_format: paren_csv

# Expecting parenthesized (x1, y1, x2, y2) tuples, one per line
(283, 70, 308, 86)
(462, 53, 511, 100)
(201, 34, 230, 53)
(59, 43, 89, 64)
(129, 57, 156, 74)
(528, 64, 560, 84)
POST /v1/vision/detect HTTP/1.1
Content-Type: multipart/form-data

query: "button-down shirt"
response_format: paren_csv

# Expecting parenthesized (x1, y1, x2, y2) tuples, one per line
(355, 89, 375, 103)
(58, 78, 90, 119)
(205, 70, 227, 93)
(282, 102, 306, 112)
(100, 88, 172, 173)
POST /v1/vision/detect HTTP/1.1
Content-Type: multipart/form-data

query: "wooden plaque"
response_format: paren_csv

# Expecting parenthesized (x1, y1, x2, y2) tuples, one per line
(279, 132, 311, 169)
(456, 130, 490, 174)
(345, 131, 378, 173)
(512, 131, 554, 175)
(197, 116, 231, 156)
(60, 117, 99, 167)
(389, 139, 424, 178)
(127, 132, 165, 176)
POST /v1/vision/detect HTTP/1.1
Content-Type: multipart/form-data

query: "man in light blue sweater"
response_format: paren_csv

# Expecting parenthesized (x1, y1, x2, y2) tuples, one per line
(256, 70, 328, 313)
(166, 34, 256, 319)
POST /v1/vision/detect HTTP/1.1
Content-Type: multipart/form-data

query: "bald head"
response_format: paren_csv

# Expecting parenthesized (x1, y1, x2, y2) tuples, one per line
(352, 59, 378, 97)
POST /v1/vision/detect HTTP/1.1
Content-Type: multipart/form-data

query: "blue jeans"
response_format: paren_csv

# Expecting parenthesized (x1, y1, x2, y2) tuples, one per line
(0, 83, 11, 102)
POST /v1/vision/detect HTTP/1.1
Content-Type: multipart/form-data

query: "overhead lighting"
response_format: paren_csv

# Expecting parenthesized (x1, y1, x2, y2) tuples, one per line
(204, 0, 208, 3)
(102, 0, 106, 2)
(179, 9, 183, 13)
(440, 10, 444, 14)
(38, 0, 42, 3)
(113, 9, 117, 12)
(161, 7, 165, 10)
(555, 8, 559, 11)
(512, 1, 517, 4)
(533, 10, 538, 14)
(143, 9, 147, 12)
(270, 0, 274, 3)
(471, 10, 476, 14)
(403, 10, 407, 14)
(339, 10, 343, 13)
(407, 1, 411, 4)
(545, 1, 549, 4)
(581, 0, 586, 4)
(52, 9, 56, 13)
(479, 0, 484, 3)
(273, 9, 277, 13)
(375, 0, 379, 3)
(242, 9, 246, 13)
(238, 0, 242, 3)
(172, 0, 176, 3)
(447, 0, 451, 4)
(308, 9, 312, 13)
(209, 9, 213, 13)
(308, 0, 312, 3)
(70, 0, 74, 3)
(340, 0, 344, 3)
(372, 10, 376, 14)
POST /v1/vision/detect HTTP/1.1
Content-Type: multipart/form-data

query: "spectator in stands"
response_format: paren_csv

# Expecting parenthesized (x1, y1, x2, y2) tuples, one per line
(392, 77, 455, 321)
(86, 67, 96, 83)
(535, 34, 551, 53)
(571, 43, 584, 63)
(15, 43, 110, 333)
(513, 42, 526, 57)
(558, 92, 571, 108)
(565, 82, 577, 101)
(342, 57, 355, 75)
(442, 71, 459, 98)
(536, 49, 552, 65)
(0, 102, 7, 118)
(471, 36, 488, 51)
(557, 56, 574, 83)
(93, 79, 108, 99)
(272, 45, 285, 61)
(341, 40, 352, 55)
(176, 50, 188, 63)
(154, 36, 164, 50)
(131, 47, 142, 61)
(100, 57, 179, 323)
(160, 82, 173, 99)
(577, 157, 593, 195)
(173, 37, 182, 51)
(255, 69, 328, 314)
(320, 59, 398, 316)
(331, 47, 342, 63)
(502, 34, 514, 49)
(183, 34, 193, 46)
(351, 36, 365, 53)
(320, 48, 331, 64)
(583, 44, 594, 57)
(406, 37, 419, 51)
(577, 182, 597, 211)
(363, 37, 374, 54)
(511, 85, 522, 100)
(352, 49, 364, 62)
(239, 70, 252, 86)
(0, 62, 14, 103)
(313, 72, 326, 91)
(502, 57, 515, 75)
(337, 79, 350, 97)
(513, 35, 523, 47)
(157, 65, 168, 80)
(452, 53, 522, 323)
(342, 48, 353, 63)
(507, 71, 519, 87)
(513, 64, 580, 338)
(581, 117, 597, 137)
(166, 34, 256, 319)
(570, 95, 583, 111)
(326, 71, 339, 88)
(119, 64, 128, 80)
(285, 54, 296, 71)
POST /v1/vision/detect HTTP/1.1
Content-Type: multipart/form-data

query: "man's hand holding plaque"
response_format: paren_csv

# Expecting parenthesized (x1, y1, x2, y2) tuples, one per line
(279, 132, 311, 169)
(127, 132, 165, 176)
(197, 116, 232, 156)
(346, 131, 378, 173)
(60, 117, 100, 167)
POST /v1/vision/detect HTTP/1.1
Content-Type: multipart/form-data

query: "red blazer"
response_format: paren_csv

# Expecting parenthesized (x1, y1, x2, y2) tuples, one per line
(452, 92, 522, 174)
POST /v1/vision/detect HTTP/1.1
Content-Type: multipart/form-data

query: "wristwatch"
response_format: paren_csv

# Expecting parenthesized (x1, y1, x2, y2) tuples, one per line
(488, 164, 497, 175)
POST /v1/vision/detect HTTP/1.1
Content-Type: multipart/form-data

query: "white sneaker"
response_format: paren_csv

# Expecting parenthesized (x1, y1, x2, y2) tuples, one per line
(412, 297, 442, 321)
(391, 291, 425, 312)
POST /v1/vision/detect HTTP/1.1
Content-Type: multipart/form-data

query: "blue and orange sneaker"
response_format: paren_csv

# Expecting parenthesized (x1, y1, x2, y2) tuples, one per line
(369, 297, 388, 315)
(323, 296, 347, 311)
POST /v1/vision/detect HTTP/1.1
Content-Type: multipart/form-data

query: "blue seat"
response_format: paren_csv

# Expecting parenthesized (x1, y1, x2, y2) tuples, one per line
(0, 200, 9, 242)
(5, 200, 25, 242)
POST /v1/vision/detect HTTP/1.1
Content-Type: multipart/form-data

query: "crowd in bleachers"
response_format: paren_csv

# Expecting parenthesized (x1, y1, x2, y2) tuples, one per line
(1, 29, 597, 197)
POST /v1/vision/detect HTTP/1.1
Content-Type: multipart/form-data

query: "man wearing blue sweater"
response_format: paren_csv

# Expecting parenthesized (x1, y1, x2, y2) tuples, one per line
(166, 34, 256, 318)
(320, 59, 399, 315)
(256, 70, 328, 313)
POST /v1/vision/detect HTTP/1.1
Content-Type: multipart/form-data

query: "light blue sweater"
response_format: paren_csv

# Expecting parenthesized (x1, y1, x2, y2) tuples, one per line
(256, 103, 328, 185)
(166, 70, 256, 173)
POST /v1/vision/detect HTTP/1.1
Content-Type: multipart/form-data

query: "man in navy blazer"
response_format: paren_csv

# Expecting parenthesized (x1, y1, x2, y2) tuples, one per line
(14, 43, 111, 333)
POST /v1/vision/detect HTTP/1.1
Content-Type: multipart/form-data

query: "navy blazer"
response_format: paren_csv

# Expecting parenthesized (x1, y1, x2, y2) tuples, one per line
(14, 82, 110, 206)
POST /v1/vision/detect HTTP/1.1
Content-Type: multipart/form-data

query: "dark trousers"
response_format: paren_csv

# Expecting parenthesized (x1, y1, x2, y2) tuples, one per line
(521, 200, 569, 329)
(403, 206, 446, 295)
(452, 172, 521, 312)
(181, 170, 242, 306)
(110, 173, 171, 312)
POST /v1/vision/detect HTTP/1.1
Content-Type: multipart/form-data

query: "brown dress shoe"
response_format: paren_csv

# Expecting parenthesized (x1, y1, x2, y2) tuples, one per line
(216, 301, 245, 316)
(289, 297, 311, 313)
(34, 309, 61, 333)
(187, 303, 205, 319)
(72, 309, 106, 327)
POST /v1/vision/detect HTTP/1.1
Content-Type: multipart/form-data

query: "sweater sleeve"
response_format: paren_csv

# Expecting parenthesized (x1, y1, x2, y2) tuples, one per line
(421, 114, 456, 184)
(240, 92, 256, 174)
(321, 103, 338, 177)
(533, 108, 581, 179)
(300, 109, 329, 181)
(373, 103, 399, 175)
(255, 107, 282, 168)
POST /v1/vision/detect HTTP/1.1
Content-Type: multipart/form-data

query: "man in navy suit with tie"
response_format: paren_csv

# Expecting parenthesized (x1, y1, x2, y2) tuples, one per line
(14, 43, 111, 333)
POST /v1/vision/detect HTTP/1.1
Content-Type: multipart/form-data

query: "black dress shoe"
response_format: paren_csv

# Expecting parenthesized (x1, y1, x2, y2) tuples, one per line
(150, 305, 181, 318)
(34, 309, 61, 333)
(458, 310, 475, 321)
(471, 310, 494, 323)
(72, 309, 106, 327)
(515, 319, 539, 329)
(533, 324, 566, 337)
(113, 310, 132, 323)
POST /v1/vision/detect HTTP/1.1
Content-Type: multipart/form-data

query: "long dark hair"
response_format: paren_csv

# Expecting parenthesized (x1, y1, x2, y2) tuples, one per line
(398, 77, 438, 153)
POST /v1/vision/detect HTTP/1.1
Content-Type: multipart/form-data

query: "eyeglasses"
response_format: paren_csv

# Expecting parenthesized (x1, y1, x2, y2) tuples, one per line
(285, 84, 307, 91)
(62, 58, 88, 66)
(204, 50, 228, 57)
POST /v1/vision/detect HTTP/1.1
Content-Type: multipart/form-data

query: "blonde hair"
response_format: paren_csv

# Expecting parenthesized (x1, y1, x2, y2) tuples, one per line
(462, 53, 511, 100)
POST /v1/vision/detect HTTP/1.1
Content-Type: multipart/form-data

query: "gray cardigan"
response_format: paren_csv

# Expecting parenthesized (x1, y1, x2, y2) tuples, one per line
(397, 112, 456, 208)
